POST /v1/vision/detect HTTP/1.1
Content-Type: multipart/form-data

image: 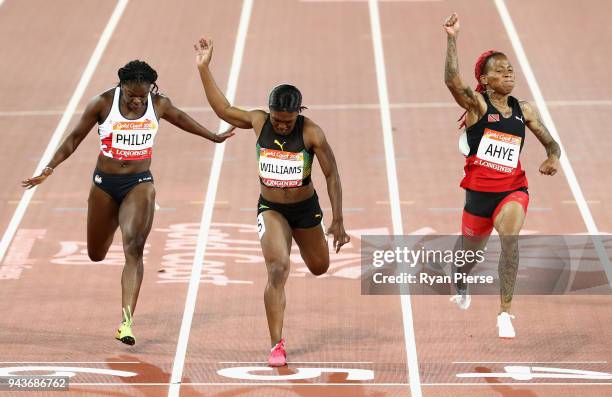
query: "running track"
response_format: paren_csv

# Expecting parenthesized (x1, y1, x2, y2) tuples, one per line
(0, 0, 610, 396)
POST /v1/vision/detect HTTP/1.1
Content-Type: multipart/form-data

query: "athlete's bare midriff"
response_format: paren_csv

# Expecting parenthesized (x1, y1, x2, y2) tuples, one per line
(260, 182, 315, 204)
(95, 155, 152, 174)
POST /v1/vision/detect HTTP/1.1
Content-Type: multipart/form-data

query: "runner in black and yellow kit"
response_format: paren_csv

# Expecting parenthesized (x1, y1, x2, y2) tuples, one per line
(444, 13, 561, 338)
(194, 37, 350, 366)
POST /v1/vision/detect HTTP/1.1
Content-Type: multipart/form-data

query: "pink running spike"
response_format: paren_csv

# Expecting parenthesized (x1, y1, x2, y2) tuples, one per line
(268, 338, 287, 367)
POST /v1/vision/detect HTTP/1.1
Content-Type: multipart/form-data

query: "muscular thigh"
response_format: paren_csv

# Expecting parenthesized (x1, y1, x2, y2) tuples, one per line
(118, 183, 156, 245)
(293, 223, 327, 258)
(493, 201, 526, 236)
(87, 185, 119, 256)
(292, 222, 329, 272)
(259, 210, 292, 267)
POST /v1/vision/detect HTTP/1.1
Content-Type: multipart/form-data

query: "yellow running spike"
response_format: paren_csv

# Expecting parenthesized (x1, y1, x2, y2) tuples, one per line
(115, 306, 135, 345)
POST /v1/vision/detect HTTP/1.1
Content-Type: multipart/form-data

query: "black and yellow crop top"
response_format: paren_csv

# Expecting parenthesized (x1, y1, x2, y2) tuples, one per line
(256, 115, 314, 188)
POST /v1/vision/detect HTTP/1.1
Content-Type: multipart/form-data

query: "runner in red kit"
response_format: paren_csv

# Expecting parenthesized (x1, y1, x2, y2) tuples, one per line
(22, 60, 234, 345)
(443, 13, 561, 338)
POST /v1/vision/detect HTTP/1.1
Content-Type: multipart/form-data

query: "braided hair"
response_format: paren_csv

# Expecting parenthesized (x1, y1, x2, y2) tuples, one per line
(269, 84, 307, 113)
(117, 60, 159, 94)
(458, 50, 504, 128)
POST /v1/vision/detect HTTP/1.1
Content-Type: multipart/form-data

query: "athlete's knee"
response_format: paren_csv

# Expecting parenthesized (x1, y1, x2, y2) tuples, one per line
(267, 259, 290, 287)
(495, 204, 525, 235)
(496, 211, 523, 235)
(88, 249, 106, 262)
(124, 234, 147, 259)
(306, 258, 329, 276)
(497, 223, 522, 236)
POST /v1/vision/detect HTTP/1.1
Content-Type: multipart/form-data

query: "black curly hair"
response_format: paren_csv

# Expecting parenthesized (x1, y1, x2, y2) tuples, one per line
(117, 60, 159, 94)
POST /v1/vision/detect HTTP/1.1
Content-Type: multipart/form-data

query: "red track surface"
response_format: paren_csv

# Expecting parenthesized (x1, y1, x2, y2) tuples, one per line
(0, 0, 610, 396)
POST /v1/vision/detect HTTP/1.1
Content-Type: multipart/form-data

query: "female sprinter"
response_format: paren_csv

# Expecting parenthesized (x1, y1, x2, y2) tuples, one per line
(194, 38, 350, 366)
(22, 60, 235, 345)
(443, 13, 560, 338)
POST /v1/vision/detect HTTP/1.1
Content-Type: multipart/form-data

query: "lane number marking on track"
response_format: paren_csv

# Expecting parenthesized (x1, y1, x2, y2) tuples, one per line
(0, 229, 45, 280)
(217, 366, 374, 381)
(456, 366, 612, 381)
(51, 241, 136, 266)
(0, 366, 137, 378)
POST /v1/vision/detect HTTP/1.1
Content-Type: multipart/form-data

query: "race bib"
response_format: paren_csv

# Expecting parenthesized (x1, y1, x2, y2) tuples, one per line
(476, 128, 521, 171)
(259, 148, 304, 188)
(108, 119, 157, 159)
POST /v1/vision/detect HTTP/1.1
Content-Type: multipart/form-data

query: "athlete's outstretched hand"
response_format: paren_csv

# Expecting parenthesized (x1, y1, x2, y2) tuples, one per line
(213, 126, 236, 143)
(21, 168, 53, 189)
(327, 220, 350, 253)
(194, 37, 214, 68)
(539, 157, 559, 176)
(444, 12, 460, 37)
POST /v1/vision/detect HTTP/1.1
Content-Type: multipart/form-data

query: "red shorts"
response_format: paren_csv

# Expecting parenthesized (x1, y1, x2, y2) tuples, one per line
(461, 189, 529, 238)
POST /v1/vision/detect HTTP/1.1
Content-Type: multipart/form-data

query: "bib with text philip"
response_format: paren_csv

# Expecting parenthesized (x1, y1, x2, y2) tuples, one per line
(104, 119, 157, 160)
(258, 148, 304, 188)
(475, 128, 521, 174)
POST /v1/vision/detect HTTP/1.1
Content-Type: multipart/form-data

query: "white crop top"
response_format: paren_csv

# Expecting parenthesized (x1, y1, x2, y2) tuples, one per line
(98, 87, 159, 160)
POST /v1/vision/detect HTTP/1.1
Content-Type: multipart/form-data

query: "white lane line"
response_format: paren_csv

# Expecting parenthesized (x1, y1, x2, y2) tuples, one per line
(425, 383, 612, 386)
(0, 0, 129, 265)
(218, 361, 374, 364)
(368, 1, 422, 396)
(453, 361, 608, 364)
(0, 110, 63, 117)
(4, 99, 612, 117)
(495, 0, 612, 287)
(66, 382, 612, 386)
(0, 362, 140, 364)
(548, 99, 612, 107)
(166, 1, 253, 396)
(302, 0, 442, 3)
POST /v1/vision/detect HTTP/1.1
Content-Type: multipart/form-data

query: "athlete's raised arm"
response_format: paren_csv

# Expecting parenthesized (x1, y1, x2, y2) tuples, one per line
(519, 101, 561, 175)
(21, 95, 104, 189)
(304, 119, 350, 253)
(194, 37, 264, 130)
(443, 13, 486, 116)
(155, 94, 235, 142)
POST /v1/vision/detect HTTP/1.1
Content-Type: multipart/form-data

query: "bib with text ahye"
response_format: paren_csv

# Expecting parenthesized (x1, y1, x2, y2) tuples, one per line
(475, 128, 521, 174)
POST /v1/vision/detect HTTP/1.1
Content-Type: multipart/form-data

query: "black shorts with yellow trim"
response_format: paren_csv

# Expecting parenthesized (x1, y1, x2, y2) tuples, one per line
(257, 191, 323, 229)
